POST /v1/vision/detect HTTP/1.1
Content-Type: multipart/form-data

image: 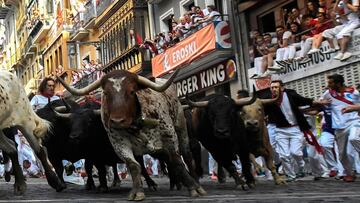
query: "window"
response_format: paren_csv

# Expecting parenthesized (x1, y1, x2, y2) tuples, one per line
(59, 46, 63, 66)
(47, 0, 54, 14)
(258, 12, 275, 33)
(160, 8, 174, 33)
(180, 0, 195, 16)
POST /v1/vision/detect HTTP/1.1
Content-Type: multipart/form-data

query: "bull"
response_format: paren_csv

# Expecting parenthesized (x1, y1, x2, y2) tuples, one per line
(37, 99, 158, 192)
(0, 70, 64, 195)
(57, 69, 205, 201)
(187, 93, 257, 189)
(239, 92, 286, 185)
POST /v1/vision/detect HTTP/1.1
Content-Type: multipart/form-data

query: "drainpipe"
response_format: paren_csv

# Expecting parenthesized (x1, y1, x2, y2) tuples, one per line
(147, 2, 155, 38)
(76, 41, 81, 69)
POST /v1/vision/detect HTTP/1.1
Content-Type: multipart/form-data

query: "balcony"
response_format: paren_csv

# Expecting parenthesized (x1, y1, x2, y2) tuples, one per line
(71, 13, 89, 41)
(83, 0, 97, 29)
(151, 21, 233, 78)
(23, 36, 36, 59)
(96, 0, 115, 17)
(248, 27, 360, 92)
(32, 20, 51, 44)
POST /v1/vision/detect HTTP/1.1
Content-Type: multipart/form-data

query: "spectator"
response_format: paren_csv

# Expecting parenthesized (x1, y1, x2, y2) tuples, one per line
(202, 5, 221, 23)
(307, 1, 320, 18)
(307, 12, 334, 54)
(175, 16, 191, 39)
(277, 22, 302, 67)
(267, 25, 292, 71)
(321, 0, 359, 61)
(294, 15, 316, 63)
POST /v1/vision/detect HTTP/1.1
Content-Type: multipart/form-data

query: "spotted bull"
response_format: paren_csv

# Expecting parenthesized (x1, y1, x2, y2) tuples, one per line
(0, 70, 64, 195)
(57, 69, 206, 201)
(187, 93, 258, 189)
(240, 95, 286, 185)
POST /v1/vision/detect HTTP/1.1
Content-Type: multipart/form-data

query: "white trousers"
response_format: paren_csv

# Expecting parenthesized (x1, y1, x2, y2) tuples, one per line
(318, 131, 345, 174)
(275, 126, 305, 178)
(335, 121, 360, 175)
(300, 38, 313, 58)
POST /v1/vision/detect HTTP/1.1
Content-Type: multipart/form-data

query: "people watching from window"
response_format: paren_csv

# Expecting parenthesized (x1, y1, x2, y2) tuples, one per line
(321, 0, 359, 61)
(267, 26, 292, 72)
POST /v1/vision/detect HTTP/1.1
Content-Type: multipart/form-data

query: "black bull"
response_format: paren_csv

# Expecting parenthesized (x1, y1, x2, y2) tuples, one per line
(36, 99, 157, 191)
(187, 94, 257, 189)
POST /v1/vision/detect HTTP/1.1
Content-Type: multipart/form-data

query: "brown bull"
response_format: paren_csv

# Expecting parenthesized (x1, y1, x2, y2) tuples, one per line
(240, 96, 286, 185)
(57, 69, 206, 201)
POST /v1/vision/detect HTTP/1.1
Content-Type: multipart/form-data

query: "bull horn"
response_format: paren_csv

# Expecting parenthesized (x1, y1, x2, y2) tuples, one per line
(234, 85, 257, 106)
(186, 98, 209, 108)
(56, 76, 101, 96)
(93, 109, 101, 115)
(54, 106, 68, 113)
(53, 110, 72, 119)
(260, 88, 280, 105)
(137, 68, 180, 92)
(182, 105, 190, 109)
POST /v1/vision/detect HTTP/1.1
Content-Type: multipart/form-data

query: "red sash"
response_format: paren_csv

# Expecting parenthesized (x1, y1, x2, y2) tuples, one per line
(329, 87, 355, 105)
(303, 130, 323, 154)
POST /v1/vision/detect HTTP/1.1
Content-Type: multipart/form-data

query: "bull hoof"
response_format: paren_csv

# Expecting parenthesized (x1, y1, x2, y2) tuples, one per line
(14, 182, 27, 196)
(148, 184, 158, 191)
(45, 171, 65, 192)
(189, 189, 200, 197)
(5, 171, 11, 182)
(218, 177, 226, 184)
(85, 182, 96, 190)
(196, 186, 207, 196)
(111, 180, 121, 188)
(275, 176, 287, 185)
(236, 183, 249, 191)
(97, 185, 109, 193)
(247, 181, 256, 189)
(128, 191, 146, 201)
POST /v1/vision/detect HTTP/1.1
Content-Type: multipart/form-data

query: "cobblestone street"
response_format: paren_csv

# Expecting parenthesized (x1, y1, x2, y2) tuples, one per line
(0, 175, 360, 202)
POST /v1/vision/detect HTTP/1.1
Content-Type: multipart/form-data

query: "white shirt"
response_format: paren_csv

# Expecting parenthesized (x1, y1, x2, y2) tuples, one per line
(280, 92, 298, 125)
(30, 95, 60, 111)
(209, 11, 221, 21)
(322, 89, 360, 129)
(283, 31, 292, 40)
(339, 0, 360, 23)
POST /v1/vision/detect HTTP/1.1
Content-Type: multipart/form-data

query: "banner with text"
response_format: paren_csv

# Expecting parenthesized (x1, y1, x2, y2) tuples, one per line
(175, 58, 237, 97)
(152, 21, 231, 77)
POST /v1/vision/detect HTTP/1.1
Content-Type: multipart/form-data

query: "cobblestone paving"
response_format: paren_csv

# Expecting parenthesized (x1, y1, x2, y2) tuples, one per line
(0, 176, 359, 202)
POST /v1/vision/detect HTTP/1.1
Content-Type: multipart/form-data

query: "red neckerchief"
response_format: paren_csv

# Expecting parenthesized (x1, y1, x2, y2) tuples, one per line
(329, 87, 355, 105)
(41, 92, 53, 99)
(272, 91, 283, 106)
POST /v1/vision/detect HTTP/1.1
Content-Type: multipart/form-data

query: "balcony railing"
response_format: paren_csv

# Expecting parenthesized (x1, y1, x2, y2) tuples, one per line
(96, 0, 114, 17)
(83, 0, 96, 26)
(29, 20, 44, 38)
(72, 71, 102, 89)
(72, 13, 84, 33)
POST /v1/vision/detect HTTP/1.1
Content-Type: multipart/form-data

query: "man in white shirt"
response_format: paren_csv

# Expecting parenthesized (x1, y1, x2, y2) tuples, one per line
(30, 77, 60, 111)
(322, 74, 360, 182)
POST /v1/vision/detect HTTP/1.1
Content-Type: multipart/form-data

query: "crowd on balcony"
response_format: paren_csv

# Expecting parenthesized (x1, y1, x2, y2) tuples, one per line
(139, 4, 222, 56)
(249, 0, 359, 79)
(69, 59, 103, 85)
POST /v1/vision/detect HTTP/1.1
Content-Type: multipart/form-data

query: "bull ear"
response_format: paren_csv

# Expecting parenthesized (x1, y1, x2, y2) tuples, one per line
(137, 68, 180, 92)
(56, 76, 101, 96)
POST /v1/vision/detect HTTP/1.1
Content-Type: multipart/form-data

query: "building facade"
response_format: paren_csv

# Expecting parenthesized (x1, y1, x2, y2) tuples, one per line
(235, 0, 360, 99)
